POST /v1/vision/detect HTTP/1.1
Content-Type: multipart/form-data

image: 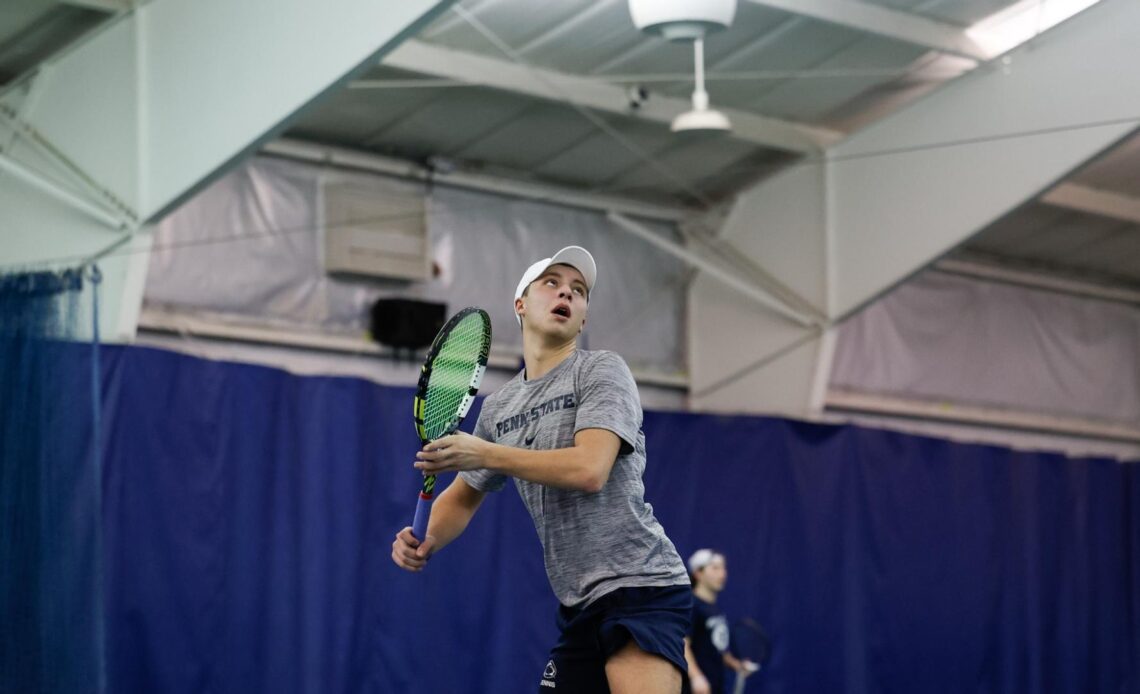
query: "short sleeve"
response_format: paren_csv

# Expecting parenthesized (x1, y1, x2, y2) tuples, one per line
(459, 401, 508, 492)
(573, 352, 642, 455)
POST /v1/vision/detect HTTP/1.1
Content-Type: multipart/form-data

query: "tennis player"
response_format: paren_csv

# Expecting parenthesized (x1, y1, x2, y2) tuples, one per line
(684, 550, 758, 694)
(392, 246, 692, 693)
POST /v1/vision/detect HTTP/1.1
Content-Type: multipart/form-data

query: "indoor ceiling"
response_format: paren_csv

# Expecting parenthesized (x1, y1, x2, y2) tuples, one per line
(954, 130, 1140, 288)
(2, 0, 1136, 290)
(0, 0, 111, 86)
(289, 0, 976, 205)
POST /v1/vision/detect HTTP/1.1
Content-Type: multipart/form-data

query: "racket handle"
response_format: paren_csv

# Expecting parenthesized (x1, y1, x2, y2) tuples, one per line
(412, 494, 433, 542)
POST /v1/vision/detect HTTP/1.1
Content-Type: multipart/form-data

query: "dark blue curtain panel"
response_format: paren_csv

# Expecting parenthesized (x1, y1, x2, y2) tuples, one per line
(0, 269, 104, 694)
(91, 346, 1138, 693)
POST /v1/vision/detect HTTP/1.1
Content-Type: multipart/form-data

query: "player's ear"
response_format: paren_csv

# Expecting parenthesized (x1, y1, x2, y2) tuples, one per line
(515, 296, 526, 321)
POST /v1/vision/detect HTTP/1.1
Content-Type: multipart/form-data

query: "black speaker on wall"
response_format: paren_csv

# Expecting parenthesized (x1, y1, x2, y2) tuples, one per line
(369, 299, 447, 350)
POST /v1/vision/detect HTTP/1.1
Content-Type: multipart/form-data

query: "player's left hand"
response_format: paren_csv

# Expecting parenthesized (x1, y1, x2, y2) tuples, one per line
(415, 432, 489, 474)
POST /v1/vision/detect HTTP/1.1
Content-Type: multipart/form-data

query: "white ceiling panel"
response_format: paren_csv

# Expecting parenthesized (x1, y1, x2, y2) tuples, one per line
(964, 203, 1140, 285)
(417, 0, 597, 56)
(708, 16, 848, 73)
(1064, 226, 1140, 275)
(455, 102, 600, 170)
(0, 0, 55, 46)
(687, 148, 795, 198)
(1071, 132, 1140, 197)
(498, 0, 650, 74)
(535, 118, 679, 185)
(747, 35, 929, 120)
(693, 20, 873, 109)
(602, 135, 756, 193)
(419, 0, 643, 74)
(291, 81, 444, 144)
(862, 0, 1021, 27)
(362, 88, 536, 156)
(0, 1, 109, 86)
(3, 0, 1135, 290)
(604, 143, 793, 203)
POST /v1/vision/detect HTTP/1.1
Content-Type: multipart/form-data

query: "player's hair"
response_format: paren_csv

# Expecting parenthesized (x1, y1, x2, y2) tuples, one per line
(689, 551, 725, 586)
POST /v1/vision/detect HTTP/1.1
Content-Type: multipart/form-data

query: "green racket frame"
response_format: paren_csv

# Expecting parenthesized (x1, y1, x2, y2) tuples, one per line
(410, 307, 491, 541)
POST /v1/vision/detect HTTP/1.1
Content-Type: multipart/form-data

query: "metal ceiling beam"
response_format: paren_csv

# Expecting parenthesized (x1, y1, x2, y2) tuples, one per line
(745, 0, 991, 61)
(826, 389, 1140, 444)
(380, 40, 843, 154)
(15, 0, 450, 225)
(2, 0, 448, 342)
(608, 212, 821, 327)
(515, 0, 619, 56)
(689, 0, 1140, 419)
(936, 257, 1140, 305)
(264, 138, 691, 222)
(0, 151, 127, 229)
(57, 0, 133, 12)
(824, 0, 1140, 319)
(1041, 182, 1140, 225)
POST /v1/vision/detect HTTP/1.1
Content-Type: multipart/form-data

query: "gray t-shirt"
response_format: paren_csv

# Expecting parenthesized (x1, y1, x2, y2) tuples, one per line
(460, 349, 689, 608)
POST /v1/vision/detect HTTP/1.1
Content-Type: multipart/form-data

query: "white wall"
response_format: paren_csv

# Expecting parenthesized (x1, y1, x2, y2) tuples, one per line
(1, 0, 449, 341)
(0, 169, 151, 340)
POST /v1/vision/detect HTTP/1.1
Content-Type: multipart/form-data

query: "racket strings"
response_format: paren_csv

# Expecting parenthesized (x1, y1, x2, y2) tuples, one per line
(421, 314, 489, 440)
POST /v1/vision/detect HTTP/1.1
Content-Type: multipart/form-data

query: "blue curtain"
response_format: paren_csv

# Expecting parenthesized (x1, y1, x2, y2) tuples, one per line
(82, 345, 1140, 692)
(643, 415, 1140, 694)
(0, 268, 104, 694)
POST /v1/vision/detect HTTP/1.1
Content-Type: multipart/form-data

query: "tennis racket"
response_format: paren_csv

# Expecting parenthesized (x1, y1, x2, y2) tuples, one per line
(731, 618, 770, 694)
(410, 307, 492, 542)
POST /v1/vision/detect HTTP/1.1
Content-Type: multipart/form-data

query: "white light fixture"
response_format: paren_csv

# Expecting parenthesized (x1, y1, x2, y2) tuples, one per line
(672, 38, 731, 134)
(628, 0, 736, 134)
(629, 0, 736, 41)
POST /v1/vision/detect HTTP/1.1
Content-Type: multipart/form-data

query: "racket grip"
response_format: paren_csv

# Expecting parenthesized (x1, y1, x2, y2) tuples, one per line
(411, 494, 433, 542)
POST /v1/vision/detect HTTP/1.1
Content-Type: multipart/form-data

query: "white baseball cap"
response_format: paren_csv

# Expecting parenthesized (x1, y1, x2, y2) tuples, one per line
(688, 549, 723, 573)
(513, 246, 597, 326)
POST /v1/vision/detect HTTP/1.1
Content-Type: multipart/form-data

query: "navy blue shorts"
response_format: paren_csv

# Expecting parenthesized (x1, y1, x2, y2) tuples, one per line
(537, 584, 692, 693)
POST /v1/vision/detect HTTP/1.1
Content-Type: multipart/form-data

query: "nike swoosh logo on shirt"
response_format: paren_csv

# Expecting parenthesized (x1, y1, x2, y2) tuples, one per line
(524, 434, 536, 446)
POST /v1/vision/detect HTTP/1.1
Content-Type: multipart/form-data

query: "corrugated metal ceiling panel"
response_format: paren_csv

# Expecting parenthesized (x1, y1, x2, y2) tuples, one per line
(454, 102, 601, 170)
(418, 0, 596, 55)
(290, 80, 446, 145)
(862, 0, 1020, 27)
(667, 19, 868, 109)
(416, 1, 931, 125)
(420, 0, 640, 73)
(498, 0, 655, 75)
(603, 134, 757, 195)
(1072, 133, 1140, 197)
(746, 34, 928, 121)
(362, 88, 537, 156)
(0, 2, 108, 86)
(965, 203, 1140, 284)
(2, 0, 1133, 289)
(290, 73, 772, 205)
(534, 118, 678, 185)
(688, 147, 796, 199)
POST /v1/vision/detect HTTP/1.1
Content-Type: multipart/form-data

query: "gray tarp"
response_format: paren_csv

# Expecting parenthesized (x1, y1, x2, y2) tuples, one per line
(832, 270, 1140, 425)
(146, 156, 686, 374)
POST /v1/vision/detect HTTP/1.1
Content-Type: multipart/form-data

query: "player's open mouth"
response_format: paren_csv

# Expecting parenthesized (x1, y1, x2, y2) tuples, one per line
(551, 304, 571, 318)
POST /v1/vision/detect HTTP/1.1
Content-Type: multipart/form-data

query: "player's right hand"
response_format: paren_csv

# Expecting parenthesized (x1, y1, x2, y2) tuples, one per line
(392, 526, 435, 572)
(690, 673, 711, 694)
